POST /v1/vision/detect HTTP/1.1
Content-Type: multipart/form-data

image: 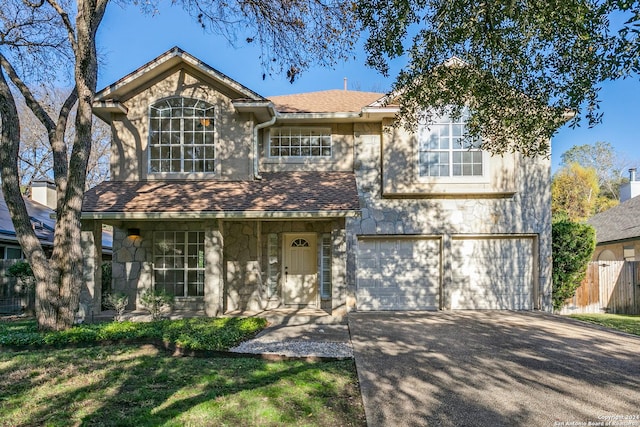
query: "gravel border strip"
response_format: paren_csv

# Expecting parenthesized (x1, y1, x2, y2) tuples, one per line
(230, 339, 354, 358)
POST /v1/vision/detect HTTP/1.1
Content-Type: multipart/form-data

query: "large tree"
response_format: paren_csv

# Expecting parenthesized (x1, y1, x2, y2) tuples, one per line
(0, 0, 356, 330)
(561, 141, 636, 201)
(552, 163, 600, 221)
(358, 0, 640, 156)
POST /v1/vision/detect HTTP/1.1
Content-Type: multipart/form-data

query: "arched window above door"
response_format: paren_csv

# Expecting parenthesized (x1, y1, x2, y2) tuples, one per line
(291, 238, 310, 247)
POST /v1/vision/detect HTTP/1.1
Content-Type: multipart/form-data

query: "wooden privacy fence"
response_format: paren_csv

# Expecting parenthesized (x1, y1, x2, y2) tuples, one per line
(561, 261, 640, 315)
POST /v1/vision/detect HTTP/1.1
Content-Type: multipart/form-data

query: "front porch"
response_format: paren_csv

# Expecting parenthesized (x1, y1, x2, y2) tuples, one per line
(80, 172, 360, 320)
(81, 218, 352, 320)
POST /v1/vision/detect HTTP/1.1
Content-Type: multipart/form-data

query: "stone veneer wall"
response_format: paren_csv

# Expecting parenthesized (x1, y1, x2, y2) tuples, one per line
(110, 220, 220, 312)
(105, 218, 348, 315)
(347, 122, 553, 311)
(224, 220, 345, 313)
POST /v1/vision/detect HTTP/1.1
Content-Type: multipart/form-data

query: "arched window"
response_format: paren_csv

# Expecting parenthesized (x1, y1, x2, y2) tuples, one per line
(291, 238, 310, 247)
(149, 97, 215, 174)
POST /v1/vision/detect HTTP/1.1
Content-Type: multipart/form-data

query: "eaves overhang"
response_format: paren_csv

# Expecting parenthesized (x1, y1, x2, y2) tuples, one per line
(92, 101, 128, 123)
(232, 100, 276, 122)
(81, 210, 360, 220)
(595, 235, 640, 246)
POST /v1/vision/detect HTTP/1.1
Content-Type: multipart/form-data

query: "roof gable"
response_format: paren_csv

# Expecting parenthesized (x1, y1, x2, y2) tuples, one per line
(95, 47, 265, 104)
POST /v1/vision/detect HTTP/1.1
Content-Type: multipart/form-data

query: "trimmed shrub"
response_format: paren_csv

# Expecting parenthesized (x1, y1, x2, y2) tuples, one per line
(103, 292, 129, 321)
(7, 261, 33, 281)
(139, 289, 174, 320)
(0, 317, 267, 350)
(552, 219, 596, 311)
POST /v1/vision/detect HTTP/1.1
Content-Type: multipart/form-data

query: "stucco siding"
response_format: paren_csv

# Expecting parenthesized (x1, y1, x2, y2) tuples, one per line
(259, 122, 355, 172)
(109, 68, 253, 181)
(593, 241, 640, 261)
(348, 122, 552, 311)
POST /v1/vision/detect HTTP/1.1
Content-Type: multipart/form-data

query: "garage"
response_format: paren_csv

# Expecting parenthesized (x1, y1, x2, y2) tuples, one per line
(449, 237, 535, 310)
(356, 237, 441, 310)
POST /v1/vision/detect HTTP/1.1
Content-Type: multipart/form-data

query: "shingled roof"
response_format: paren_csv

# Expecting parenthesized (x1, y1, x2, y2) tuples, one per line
(269, 90, 384, 113)
(82, 172, 360, 219)
(587, 196, 640, 244)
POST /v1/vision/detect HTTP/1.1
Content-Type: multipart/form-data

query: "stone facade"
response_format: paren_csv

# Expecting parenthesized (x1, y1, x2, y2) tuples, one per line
(82, 49, 553, 317)
(345, 122, 552, 311)
(96, 218, 349, 315)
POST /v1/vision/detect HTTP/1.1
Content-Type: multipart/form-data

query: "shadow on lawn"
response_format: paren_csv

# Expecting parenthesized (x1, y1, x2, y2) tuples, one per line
(0, 345, 364, 427)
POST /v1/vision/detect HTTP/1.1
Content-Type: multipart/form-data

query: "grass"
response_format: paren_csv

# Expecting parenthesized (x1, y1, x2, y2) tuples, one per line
(0, 317, 267, 350)
(568, 313, 640, 336)
(0, 345, 365, 426)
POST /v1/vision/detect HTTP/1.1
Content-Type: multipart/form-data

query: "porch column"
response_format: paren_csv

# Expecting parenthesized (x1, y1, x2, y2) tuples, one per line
(204, 221, 224, 316)
(80, 219, 102, 317)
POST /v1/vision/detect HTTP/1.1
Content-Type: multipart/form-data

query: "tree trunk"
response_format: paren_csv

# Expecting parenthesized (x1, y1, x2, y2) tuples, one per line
(0, 60, 57, 329)
(1, 0, 106, 331)
(40, 0, 107, 329)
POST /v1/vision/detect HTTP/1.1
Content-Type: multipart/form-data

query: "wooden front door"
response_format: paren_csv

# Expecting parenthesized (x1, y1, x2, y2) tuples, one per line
(283, 233, 317, 306)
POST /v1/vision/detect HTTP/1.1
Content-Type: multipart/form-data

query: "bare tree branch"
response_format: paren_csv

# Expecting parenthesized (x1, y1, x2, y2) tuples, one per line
(45, 0, 77, 53)
(0, 52, 55, 132)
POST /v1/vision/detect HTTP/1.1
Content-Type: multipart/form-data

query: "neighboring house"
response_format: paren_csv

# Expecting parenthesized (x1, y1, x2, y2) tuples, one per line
(80, 47, 552, 316)
(588, 169, 640, 262)
(0, 188, 55, 261)
(0, 181, 113, 260)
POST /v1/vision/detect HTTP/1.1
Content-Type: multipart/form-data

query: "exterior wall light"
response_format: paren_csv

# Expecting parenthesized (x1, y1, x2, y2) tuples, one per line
(127, 228, 141, 237)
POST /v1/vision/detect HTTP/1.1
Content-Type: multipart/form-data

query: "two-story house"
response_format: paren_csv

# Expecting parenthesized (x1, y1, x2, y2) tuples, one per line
(80, 47, 552, 317)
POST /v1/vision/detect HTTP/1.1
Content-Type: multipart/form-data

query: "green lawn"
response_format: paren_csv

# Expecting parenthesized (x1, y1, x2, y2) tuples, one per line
(568, 313, 640, 336)
(0, 344, 365, 427)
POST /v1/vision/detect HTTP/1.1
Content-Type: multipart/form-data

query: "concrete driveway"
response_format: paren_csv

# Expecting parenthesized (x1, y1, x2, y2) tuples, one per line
(349, 311, 640, 427)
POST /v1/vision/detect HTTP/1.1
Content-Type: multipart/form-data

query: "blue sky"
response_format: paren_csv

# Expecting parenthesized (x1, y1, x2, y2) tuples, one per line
(96, 3, 640, 174)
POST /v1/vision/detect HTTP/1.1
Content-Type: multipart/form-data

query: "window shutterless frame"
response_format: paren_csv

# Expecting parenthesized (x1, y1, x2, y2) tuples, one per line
(148, 97, 216, 175)
(268, 127, 332, 158)
(153, 231, 205, 298)
(416, 110, 487, 180)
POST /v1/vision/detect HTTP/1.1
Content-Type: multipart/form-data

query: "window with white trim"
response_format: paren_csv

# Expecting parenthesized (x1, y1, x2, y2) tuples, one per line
(266, 233, 279, 299)
(269, 127, 332, 158)
(319, 233, 332, 299)
(149, 97, 215, 174)
(418, 111, 483, 177)
(153, 231, 205, 297)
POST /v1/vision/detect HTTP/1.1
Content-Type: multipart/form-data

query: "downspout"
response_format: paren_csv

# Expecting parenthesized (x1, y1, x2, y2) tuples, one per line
(253, 106, 276, 180)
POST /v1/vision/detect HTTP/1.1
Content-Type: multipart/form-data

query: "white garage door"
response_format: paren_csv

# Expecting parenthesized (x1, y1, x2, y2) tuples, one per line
(356, 237, 440, 310)
(449, 237, 534, 310)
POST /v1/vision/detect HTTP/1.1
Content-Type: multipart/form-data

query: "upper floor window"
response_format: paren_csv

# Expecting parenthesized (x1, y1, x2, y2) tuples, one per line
(149, 97, 215, 174)
(418, 111, 483, 177)
(269, 127, 332, 158)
